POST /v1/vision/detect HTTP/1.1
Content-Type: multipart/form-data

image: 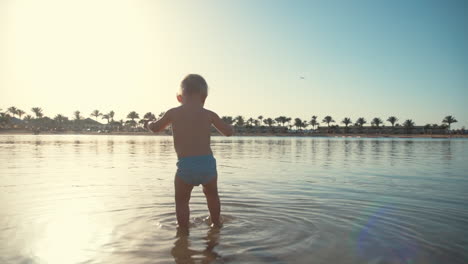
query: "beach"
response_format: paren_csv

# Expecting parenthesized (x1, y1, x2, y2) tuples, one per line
(1, 0, 467, 263)
(1, 129, 467, 139)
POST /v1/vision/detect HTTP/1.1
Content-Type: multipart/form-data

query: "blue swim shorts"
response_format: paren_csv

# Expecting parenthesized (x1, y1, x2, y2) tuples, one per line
(176, 154, 217, 186)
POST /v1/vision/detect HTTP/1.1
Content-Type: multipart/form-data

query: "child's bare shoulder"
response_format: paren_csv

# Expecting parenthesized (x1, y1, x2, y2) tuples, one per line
(203, 108, 220, 120)
(165, 106, 181, 115)
(157, 107, 179, 122)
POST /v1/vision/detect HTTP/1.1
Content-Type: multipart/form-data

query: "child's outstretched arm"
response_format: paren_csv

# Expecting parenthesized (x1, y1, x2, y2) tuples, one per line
(210, 112, 234, 136)
(145, 109, 173, 133)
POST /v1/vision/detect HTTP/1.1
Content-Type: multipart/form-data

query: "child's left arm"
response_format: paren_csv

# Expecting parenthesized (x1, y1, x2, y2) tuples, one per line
(145, 109, 173, 132)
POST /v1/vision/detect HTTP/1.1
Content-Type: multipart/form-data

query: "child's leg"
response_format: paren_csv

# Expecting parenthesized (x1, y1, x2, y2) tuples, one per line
(202, 176, 221, 227)
(174, 175, 194, 229)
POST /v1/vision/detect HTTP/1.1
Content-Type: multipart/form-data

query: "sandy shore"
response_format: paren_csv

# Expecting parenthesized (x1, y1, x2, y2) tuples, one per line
(1, 129, 467, 138)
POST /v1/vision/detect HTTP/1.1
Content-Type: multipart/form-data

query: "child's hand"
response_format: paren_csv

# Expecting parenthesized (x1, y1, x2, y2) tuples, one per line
(143, 120, 150, 130)
(145, 109, 173, 133)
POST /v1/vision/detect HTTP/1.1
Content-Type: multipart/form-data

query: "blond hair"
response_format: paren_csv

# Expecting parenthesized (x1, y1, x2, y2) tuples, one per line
(180, 74, 208, 97)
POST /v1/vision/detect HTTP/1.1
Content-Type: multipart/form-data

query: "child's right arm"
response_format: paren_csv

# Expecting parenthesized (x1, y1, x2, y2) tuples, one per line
(146, 109, 173, 133)
(211, 112, 234, 136)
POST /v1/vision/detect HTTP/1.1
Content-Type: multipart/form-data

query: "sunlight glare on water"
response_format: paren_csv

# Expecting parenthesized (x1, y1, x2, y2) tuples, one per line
(1, 135, 467, 263)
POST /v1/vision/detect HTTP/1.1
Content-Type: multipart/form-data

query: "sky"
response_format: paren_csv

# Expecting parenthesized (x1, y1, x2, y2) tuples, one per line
(1, 0, 467, 128)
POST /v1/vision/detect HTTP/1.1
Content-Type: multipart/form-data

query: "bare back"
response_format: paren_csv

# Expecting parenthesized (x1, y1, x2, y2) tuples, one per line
(147, 102, 233, 158)
(171, 105, 213, 158)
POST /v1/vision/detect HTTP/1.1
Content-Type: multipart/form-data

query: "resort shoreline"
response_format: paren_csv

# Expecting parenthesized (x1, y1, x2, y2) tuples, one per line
(1, 130, 467, 138)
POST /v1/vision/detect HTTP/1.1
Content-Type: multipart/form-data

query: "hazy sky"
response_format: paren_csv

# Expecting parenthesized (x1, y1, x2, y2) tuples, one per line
(1, 0, 467, 128)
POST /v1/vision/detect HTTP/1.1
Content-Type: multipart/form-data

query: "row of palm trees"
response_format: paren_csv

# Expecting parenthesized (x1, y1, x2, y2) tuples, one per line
(1, 106, 43, 120)
(0, 107, 167, 130)
(89, 110, 164, 128)
(0, 106, 460, 132)
(221, 115, 459, 131)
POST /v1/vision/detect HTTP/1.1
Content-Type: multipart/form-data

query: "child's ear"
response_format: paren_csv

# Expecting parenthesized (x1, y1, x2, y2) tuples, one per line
(177, 94, 183, 103)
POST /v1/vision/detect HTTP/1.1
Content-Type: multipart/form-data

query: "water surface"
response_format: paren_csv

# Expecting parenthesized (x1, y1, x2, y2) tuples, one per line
(1, 135, 467, 263)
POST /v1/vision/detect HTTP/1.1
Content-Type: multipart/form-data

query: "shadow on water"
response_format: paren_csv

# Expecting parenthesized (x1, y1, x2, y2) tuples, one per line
(441, 140, 452, 161)
(171, 227, 221, 264)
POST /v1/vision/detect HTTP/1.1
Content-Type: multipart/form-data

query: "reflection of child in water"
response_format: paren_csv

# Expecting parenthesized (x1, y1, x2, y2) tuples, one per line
(145, 74, 233, 228)
(171, 227, 221, 263)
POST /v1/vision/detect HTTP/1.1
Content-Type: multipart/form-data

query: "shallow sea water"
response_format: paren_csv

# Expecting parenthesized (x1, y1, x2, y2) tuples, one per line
(1, 135, 467, 264)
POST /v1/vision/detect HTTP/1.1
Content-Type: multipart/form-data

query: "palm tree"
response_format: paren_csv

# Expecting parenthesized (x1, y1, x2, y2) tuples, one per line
(294, 118, 303, 130)
(127, 111, 139, 122)
(74, 111, 82, 121)
(139, 112, 156, 128)
(277, 116, 289, 127)
(285, 117, 292, 128)
(7, 106, 17, 118)
(355, 117, 367, 127)
(282, 116, 289, 126)
(371, 117, 383, 127)
(322, 116, 335, 127)
(138, 119, 147, 127)
(274, 117, 280, 126)
(247, 117, 255, 127)
(310, 116, 318, 129)
(31, 107, 43, 118)
(53, 114, 67, 131)
(442, 115, 457, 130)
(263, 118, 275, 127)
(403, 119, 415, 134)
(91, 110, 102, 121)
(126, 111, 139, 129)
(126, 120, 137, 128)
(24, 115, 33, 121)
(257, 115, 263, 126)
(221, 116, 234, 125)
(0, 112, 11, 127)
(143, 112, 156, 121)
(274, 116, 285, 127)
(387, 116, 398, 127)
(342, 117, 352, 133)
(16, 109, 25, 119)
(54, 114, 68, 124)
(424, 124, 432, 134)
(342, 117, 352, 127)
(158, 112, 165, 119)
(439, 124, 449, 130)
(102, 114, 110, 124)
(234, 116, 245, 127)
(108, 111, 115, 122)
